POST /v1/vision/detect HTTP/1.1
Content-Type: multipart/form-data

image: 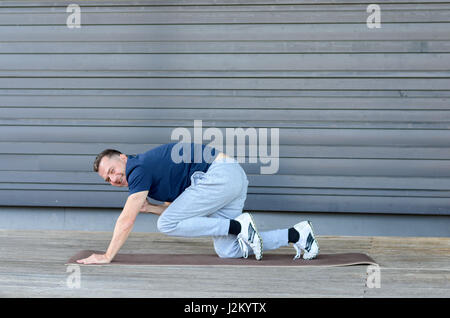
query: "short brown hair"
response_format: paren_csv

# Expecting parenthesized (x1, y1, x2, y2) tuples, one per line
(93, 149, 122, 172)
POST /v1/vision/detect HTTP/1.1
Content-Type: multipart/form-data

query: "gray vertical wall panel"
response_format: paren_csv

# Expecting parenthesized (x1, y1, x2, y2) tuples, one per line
(0, 0, 449, 215)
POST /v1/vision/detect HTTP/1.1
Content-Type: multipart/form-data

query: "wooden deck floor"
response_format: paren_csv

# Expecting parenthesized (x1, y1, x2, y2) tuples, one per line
(0, 230, 448, 298)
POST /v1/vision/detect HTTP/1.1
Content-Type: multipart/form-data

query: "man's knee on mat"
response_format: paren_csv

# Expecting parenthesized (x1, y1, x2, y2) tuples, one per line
(213, 238, 244, 259)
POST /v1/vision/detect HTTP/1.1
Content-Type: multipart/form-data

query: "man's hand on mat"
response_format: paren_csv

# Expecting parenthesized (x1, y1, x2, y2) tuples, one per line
(140, 199, 171, 215)
(76, 253, 111, 265)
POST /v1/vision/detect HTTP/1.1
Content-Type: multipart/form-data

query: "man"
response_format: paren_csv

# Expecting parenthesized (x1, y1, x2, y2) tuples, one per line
(76, 143, 319, 264)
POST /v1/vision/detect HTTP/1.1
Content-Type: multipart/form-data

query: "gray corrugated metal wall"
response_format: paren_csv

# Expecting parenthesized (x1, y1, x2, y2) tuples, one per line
(1, 0, 449, 216)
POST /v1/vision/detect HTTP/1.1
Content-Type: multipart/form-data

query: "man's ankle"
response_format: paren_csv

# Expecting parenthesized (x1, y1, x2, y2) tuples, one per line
(228, 219, 242, 235)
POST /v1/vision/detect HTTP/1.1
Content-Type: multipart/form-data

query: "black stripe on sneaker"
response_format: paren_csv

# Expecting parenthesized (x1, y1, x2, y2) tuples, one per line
(305, 233, 314, 252)
(248, 223, 255, 243)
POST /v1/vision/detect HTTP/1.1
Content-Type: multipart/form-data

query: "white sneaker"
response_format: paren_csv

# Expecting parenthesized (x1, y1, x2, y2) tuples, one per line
(292, 221, 319, 260)
(234, 213, 263, 260)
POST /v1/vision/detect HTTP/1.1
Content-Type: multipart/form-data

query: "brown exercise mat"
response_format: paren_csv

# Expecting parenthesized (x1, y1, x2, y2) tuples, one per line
(66, 250, 377, 267)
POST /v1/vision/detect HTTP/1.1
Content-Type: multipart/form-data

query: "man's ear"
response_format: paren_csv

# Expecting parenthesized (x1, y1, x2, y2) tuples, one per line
(119, 153, 128, 161)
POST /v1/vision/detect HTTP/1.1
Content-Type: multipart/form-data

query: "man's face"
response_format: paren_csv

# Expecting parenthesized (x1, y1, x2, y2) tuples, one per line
(98, 154, 128, 187)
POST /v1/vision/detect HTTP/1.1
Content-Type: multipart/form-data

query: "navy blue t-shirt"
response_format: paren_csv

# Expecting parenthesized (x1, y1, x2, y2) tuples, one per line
(125, 143, 218, 202)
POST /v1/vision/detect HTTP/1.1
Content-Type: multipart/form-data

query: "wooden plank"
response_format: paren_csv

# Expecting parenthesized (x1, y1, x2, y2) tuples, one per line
(2, 107, 449, 123)
(1, 118, 449, 129)
(1, 24, 450, 41)
(2, 0, 450, 6)
(1, 77, 450, 90)
(0, 142, 162, 154)
(1, 95, 449, 110)
(0, 94, 448, 109)
(0, 190, 128, 208)
(244, 193, 450, 214)
(247, 186, 450, 198)
(0, 171, 102, 184)
(1, 88, 448, 98)
(1, 9, 450, 24)
(248, 174, 450, 190)
(0, 53, 448, 71)
(2, 3, 450, 12)
(1, 126, 449, 146)
(1, 142, 450, 160)
(1, 155, 450, 177)
(2, 171, 450, 191)
(4, 70, 450, 78)
(1, 41, 449, 54)
(0, 189, 449, 214)
(2, 182, 449, 199)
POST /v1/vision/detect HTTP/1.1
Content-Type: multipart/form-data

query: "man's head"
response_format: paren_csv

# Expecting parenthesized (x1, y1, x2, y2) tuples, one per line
(93, 149, 128, 187)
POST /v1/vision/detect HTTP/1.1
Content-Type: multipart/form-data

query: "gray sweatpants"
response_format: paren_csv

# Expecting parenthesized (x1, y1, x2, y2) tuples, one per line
(157, 157, 289, 258)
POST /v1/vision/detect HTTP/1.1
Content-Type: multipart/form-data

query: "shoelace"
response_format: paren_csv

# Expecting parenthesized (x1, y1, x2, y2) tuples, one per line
(237, 236, 249, 259)
(293, 243, 302, 260)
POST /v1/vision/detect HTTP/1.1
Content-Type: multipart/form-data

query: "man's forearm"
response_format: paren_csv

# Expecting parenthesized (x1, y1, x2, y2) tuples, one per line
(105, 218, 134, 261)
(104, 201, 165, 260)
